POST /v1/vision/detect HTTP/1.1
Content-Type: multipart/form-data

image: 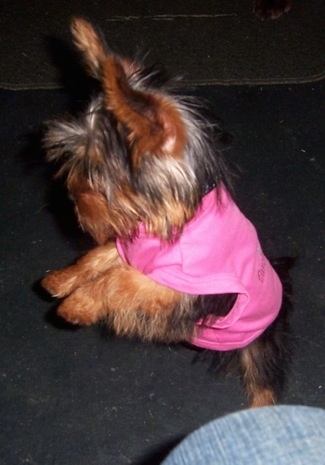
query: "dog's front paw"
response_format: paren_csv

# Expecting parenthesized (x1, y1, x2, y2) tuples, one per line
(254, 0, 292, 20)
(42, 268, 78, 298)
(56, 287, 105, 326)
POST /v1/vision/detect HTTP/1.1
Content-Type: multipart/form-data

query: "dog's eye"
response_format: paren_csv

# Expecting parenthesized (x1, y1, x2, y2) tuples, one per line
(68, 192, 76, 204)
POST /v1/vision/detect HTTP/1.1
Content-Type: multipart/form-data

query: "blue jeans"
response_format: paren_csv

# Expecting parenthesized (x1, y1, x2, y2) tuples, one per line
(161, 405, 325, 465)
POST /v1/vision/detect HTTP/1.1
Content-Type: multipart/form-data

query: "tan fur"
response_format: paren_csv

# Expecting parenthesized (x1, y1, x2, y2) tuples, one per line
(66, 174, 114, 244)
(71, 17, 107, 77)
(42, 242, 121, 297)
(102, 57, 187, 167)
(42, 242, 183, 340)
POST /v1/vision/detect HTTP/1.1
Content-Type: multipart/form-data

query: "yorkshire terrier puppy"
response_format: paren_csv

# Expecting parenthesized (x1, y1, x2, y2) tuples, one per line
(42, 18, 292, 407)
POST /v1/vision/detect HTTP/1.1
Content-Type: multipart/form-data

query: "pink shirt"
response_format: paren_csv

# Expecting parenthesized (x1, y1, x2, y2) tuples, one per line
(116, 188, 282, 351)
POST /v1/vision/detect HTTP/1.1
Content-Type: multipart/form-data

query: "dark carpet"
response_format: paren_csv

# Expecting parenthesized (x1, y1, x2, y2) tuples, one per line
(1, 0, 324, 89)
(0, 81, 324, 465)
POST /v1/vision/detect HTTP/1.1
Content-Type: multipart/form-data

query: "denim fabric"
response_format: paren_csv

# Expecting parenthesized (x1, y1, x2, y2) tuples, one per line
(161, 405, 325, 465)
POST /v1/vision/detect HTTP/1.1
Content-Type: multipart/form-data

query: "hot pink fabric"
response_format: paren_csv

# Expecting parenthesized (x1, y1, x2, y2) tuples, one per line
(116, 188, 282, 351)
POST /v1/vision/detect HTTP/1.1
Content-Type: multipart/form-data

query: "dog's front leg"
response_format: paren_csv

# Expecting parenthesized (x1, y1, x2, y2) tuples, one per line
(42, 241, 121, 298)
(56, 264, 182, 338)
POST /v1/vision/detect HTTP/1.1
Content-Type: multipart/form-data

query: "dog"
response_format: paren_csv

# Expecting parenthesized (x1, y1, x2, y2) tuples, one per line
(42, 18, 292, 407)
(253, 0, 292, 20)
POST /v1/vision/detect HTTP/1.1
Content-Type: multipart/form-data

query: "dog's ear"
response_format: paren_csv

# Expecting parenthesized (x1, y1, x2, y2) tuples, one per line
(70, 18, 138, 80)
(70, 17, 108, 78)
(102, 57, 187, 166)
(70, 18, 187, 163)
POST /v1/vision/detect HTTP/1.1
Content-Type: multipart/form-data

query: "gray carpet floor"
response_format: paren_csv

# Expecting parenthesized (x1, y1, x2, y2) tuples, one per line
(1, 82, 324, 465)
(1, 0, 324, 89)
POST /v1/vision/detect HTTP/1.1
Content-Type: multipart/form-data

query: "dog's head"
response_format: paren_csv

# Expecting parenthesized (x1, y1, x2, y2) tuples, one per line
(44, 18, 232, 244)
